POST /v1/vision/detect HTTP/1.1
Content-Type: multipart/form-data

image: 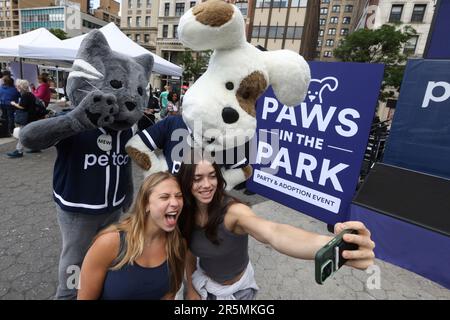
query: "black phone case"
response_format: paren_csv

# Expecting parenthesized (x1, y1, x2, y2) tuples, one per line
(336, 230, 358, 268)
(315, 229, 358, 284)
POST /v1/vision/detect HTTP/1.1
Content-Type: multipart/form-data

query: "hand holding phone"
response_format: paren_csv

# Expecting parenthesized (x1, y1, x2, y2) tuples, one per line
(315, 229, 358, 285)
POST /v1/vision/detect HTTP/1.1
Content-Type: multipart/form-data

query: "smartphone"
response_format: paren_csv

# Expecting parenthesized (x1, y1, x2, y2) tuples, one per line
(315, 229, 358, 285)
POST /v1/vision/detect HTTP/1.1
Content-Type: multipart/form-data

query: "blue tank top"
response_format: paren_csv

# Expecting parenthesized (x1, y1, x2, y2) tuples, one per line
(100, 232, 170, 300)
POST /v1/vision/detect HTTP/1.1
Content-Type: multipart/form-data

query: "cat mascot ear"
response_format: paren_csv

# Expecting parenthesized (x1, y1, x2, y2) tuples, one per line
(134, 54, 154, 80)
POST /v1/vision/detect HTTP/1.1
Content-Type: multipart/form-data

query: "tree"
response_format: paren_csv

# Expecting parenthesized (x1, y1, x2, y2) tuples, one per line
(49, 28, 68, 40)
(180, 49, 211, 82)
(334, 24, 417, 101)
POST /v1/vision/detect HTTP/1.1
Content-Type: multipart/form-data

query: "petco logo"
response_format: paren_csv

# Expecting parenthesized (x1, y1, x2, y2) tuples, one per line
(84, 153, 129, 169)
(421, 81, 450, 108)
(307, 77, 339, 104)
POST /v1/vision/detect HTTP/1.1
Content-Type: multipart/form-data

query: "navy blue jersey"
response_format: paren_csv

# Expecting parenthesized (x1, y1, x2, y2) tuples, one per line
(136, 115, 188, 173)
(53, 127, 135, 214)
(137, 115, 249, 174)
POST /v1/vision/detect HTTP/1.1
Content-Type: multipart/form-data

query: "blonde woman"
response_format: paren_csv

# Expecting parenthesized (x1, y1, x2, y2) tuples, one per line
(78, 172, 186, 300)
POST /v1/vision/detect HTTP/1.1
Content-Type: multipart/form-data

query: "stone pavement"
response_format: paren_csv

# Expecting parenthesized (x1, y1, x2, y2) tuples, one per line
(0, 138, 449, 300)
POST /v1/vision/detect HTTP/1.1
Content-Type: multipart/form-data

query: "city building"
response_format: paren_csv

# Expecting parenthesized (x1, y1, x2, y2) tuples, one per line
(18, 0, 90, 12)
(120, 0, 157, 52)
(248, 0, 320, 61)
(0, 0, 118, 40)
(19, 1, 108, 37)
(0, 0, 20, 38)
(355, 0, 436, 121)
(316, 0, 364, 61)
(356, 0, 435, 57)
(93, 0, 120, 26)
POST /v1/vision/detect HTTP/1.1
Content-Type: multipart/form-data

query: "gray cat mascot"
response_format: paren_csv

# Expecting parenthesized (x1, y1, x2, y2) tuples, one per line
(20, 30, 153, 299)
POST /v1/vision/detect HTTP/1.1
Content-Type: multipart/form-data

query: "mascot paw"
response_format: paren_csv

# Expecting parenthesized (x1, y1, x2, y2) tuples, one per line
(142, 150, 169, 177)
(70, 90, 120, 129)
(126, 145, 152, 171)
(126, 134, 169, 174)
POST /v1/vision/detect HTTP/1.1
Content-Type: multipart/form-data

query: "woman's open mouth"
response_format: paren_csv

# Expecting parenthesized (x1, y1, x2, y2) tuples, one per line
(164, 211, 179, 227)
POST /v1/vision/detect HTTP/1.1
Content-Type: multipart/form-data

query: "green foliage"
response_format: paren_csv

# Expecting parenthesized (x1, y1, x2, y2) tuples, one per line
(49, 28, 68, 40)
(334, 24, 417, 101)
(181, 49, 211, 82)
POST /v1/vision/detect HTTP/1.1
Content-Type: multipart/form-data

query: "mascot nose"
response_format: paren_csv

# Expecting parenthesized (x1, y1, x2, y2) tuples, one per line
(125, 101, 137, 111)
(222, 107, 239, 124)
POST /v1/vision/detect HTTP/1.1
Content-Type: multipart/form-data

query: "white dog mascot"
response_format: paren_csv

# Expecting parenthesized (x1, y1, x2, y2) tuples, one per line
(126, 0, 311, 189)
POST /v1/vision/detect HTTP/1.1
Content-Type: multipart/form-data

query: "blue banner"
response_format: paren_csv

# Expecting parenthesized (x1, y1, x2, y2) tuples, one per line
(383, 59, 450, 180)
(424, 0, 450, 59)
(247, 61, 384, 225)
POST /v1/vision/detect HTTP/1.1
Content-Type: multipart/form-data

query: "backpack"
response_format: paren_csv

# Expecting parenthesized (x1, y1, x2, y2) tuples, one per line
(147, 95, 159, 110)
(34, 98, 47, 119)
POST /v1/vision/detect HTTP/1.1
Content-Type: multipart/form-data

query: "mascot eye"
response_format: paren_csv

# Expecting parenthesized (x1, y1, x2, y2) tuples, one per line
(137, 87, 143, 96)
(110, 80, 123, 89)
(225, 82, 234, 90)
(242, 91, 250, 99)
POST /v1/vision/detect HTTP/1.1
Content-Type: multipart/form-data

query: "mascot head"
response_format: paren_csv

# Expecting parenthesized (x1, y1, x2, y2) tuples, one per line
(66, 30, 154, 131)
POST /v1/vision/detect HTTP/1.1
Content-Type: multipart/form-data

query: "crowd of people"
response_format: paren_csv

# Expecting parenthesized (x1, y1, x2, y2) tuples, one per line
(0, 70, 52, 157)
(137, 84, 184, 131)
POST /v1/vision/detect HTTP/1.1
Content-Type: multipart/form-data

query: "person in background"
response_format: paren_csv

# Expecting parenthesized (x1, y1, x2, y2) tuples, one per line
(0, 70, 14, 86)
(0, 76, 20, 135)
(138, 85, 160, 131)
(159, 85, 171, 118)
(167, 91, 180, 116)
(77, 172, 186, 300)
(7, 79, 36, 158)
(177, 156, 376, 300)
(180, 86, 188, 107)
(31, 74, 51, 107)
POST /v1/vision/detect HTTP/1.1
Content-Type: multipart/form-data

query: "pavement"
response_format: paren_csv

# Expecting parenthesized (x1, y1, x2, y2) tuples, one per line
(0, 137, 449, 300)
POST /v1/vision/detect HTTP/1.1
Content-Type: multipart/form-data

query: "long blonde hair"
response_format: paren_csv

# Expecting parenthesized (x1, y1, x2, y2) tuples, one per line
(97, 172, 186, 295)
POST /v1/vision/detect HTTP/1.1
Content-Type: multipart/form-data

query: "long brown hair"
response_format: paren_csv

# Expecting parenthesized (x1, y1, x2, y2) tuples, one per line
(177, 156, 239, 245)
(96, 172, 186, 296)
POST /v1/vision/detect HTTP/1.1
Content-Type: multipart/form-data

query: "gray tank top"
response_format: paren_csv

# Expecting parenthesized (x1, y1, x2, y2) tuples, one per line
(190, 216, 249, 283)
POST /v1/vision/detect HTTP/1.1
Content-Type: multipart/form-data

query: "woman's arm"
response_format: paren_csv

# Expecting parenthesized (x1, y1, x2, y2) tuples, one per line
(77, 232, 120, 300)
(227, 203, 375, 269)
(10, 101, 24, 109)
(184, 249, 201, 300)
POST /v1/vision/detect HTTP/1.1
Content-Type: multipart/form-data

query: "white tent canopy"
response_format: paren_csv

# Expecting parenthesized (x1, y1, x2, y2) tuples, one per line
(0, 28, 62, 57)
(18, 23, 182, 76)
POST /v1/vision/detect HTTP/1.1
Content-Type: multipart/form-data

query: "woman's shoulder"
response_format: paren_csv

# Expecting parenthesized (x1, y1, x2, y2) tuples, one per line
(226, 202, 251, 213)
(223, 202, 254, 235)
(91, 231, 121, 256)
(225, 201, 253, 221)
(80, 230, 122, 270)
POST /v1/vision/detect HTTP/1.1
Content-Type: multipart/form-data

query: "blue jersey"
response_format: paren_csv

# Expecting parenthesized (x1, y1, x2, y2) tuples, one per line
(53, 127, 135, 214)
(136, 115, 249, 174)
